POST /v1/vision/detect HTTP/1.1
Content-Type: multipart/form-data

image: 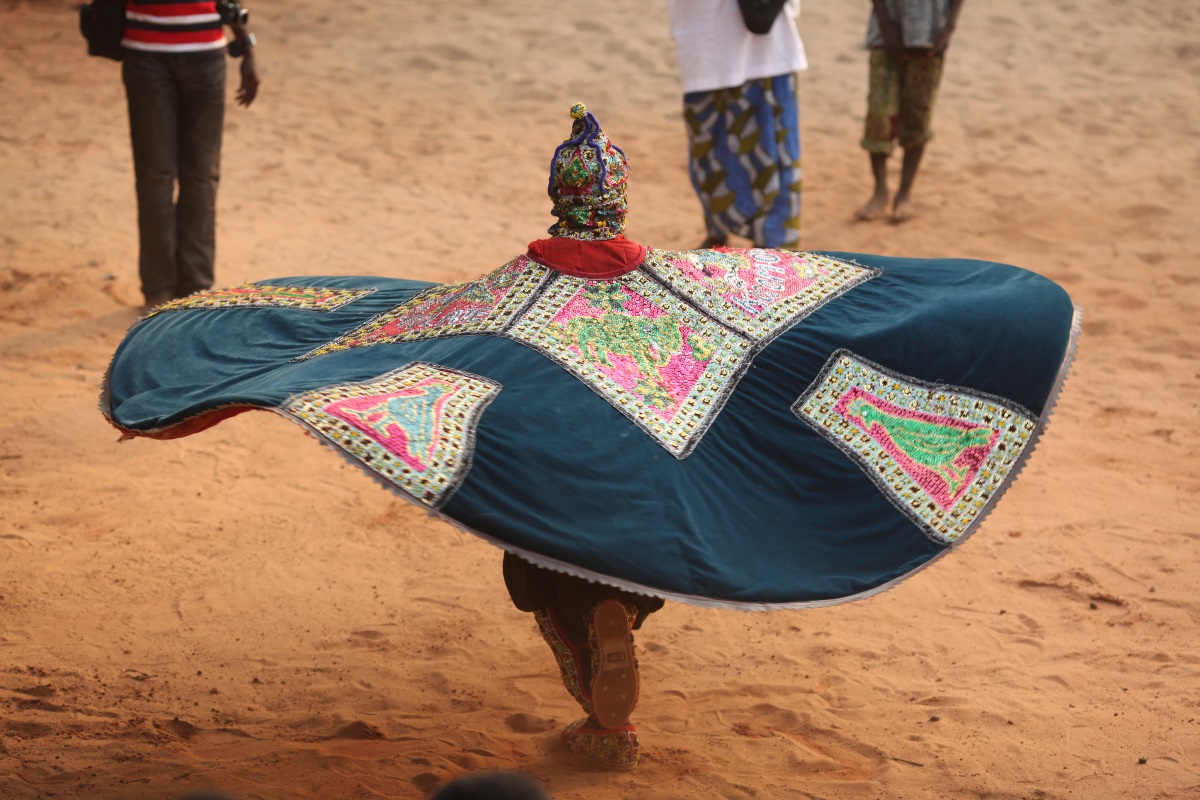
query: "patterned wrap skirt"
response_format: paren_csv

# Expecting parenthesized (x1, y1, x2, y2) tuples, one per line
(683, 73, 801, 249)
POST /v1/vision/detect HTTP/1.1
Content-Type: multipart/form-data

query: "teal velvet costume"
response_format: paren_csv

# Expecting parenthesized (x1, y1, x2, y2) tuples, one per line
(101, 246, 1078, 610)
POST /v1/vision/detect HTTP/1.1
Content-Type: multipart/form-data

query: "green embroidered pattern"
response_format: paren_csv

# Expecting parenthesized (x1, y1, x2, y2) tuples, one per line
(507, 271, 752, 458)
(794, 351, 1038, 543)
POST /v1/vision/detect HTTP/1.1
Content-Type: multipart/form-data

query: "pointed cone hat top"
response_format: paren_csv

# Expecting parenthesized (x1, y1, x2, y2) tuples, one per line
(547, 102, 630, 241)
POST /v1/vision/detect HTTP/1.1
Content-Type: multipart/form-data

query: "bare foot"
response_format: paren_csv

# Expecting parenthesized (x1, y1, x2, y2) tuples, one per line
(892, 196, 917, 223)
(855, 192, 890, 221)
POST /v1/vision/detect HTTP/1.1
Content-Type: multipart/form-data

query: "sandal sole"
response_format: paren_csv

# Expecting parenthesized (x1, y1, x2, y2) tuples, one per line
(590, 599, 638, 729)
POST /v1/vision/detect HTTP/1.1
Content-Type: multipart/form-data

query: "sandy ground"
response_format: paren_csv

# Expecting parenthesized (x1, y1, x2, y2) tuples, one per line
(1, 0, 1198, 798)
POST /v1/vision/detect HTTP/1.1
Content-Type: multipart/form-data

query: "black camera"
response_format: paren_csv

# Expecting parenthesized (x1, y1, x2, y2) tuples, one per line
(217, 0, 249, 26)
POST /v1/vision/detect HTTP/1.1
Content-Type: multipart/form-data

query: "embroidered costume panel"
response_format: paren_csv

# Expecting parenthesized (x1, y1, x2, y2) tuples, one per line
(643, 248, 878, 343)
(793, 350, 1038, 544)
(507, 270, 753, 458)
(281, 362, 501, 509)
(146, 283, 376, 317)
(300, 257, 552, 359)
(291, 249, 885, 457)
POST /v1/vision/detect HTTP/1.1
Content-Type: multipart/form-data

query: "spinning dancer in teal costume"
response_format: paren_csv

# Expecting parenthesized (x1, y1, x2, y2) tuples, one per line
(102, 103, 1079, 772)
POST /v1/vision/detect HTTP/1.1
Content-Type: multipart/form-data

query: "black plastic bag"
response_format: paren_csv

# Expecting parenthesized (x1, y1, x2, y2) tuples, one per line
(737, 0, 788, 35)
(79, 0, 125, 61)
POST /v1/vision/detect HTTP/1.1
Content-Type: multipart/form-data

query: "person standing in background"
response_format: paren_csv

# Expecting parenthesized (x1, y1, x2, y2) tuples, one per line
(855, 0, 964, 223)
(121, 0, 259, 311)
(667, 0, 807, 249)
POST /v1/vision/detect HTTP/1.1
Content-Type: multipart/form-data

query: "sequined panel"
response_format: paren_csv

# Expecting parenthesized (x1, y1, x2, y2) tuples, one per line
(301, 257, 551, 359)
(281, 362, 501, 509)
(642, 248, 878, 343)
(508, 271, 752, 458)
(147, 283, 375, 317)
(793, 351, 1037, 544)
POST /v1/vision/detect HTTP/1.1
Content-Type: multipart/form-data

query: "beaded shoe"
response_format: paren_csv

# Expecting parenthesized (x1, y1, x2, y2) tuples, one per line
(563, 717, 640, 771)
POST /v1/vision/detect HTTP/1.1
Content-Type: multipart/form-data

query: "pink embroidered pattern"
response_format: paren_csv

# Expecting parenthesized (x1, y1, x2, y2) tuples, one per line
(291, 249, 879, 458)
(147, 283, 374, 317)
(282, 362, 500, 508)
(300, 256, 550, 359)
(794, 351, 1037, 543)
(642, 248, 877, 342)
(507, 271, 752, 458)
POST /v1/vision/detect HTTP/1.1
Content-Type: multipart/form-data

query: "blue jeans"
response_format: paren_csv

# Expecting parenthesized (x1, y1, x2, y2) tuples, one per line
(122, 50, 226, 299)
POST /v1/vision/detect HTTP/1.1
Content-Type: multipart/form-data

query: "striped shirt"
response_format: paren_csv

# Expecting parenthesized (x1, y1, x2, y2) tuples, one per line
(122, 1, 226, 54)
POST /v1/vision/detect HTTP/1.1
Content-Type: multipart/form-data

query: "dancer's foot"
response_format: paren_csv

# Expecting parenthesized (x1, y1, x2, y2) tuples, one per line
(589, 599, 638, 729)
(563, 717, 640, 771)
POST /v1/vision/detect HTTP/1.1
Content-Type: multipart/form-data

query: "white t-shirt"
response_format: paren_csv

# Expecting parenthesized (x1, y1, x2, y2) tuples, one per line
(667, 0, 808, 94)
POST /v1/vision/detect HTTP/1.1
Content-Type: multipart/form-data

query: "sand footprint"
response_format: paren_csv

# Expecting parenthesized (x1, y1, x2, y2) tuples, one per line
(726, 702, 889, 781)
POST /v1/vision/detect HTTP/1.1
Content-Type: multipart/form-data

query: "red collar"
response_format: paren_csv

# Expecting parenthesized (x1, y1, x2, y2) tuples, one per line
(525, 236, 647, 279)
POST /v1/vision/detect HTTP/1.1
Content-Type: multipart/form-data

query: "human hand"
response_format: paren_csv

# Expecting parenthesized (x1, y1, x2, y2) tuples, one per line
(931, 24, 955, 56)
(880, 21, 905, 59)
(237, 55, 259, 107)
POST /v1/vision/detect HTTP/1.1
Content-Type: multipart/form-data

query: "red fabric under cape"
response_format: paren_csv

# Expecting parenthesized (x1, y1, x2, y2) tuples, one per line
(525, 236, 646, 279)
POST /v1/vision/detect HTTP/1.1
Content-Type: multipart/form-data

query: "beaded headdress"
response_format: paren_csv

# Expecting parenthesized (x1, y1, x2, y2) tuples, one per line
(547, 102, 629, 241)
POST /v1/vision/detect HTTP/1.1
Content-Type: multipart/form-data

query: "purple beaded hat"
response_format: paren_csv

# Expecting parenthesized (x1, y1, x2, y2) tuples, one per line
(548, 102, 630, 241)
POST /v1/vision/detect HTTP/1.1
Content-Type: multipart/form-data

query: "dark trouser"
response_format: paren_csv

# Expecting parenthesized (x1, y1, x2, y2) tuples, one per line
(122, 50, 226, 300)
(503, 552, 664, 641)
